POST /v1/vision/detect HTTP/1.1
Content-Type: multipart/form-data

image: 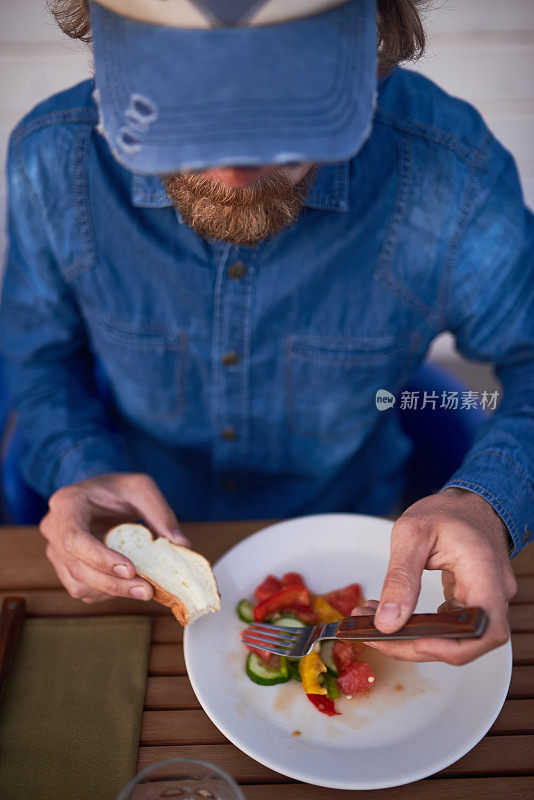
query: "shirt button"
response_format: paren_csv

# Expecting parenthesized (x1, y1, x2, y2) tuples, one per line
(223, 479, 238, 492)
(221, 426, 237, 441)
(222, 351, 239, 366)
(228, 261, 247, 280)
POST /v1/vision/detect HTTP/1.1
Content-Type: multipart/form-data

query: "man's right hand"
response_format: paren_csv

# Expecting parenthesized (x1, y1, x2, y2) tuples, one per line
(39, 473, 190, 604)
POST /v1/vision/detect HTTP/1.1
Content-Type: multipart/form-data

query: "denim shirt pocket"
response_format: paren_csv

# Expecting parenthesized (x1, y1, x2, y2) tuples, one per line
(286, 333, 421, 440)
(86, 316, 187, 423)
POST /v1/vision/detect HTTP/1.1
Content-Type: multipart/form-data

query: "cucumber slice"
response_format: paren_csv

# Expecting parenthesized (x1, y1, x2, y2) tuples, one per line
(236, 599, 254, 623)
(246, 653, 290, 686)
(287, 660, 303, 682)
(321, 641, 338, 676)
(274, 615, 306, 628)
(326, 673, 340, 700)
(279, 656, 289, 680)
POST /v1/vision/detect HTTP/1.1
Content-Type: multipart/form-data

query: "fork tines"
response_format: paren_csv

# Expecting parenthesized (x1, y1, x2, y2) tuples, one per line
(242, 622, 308, 657)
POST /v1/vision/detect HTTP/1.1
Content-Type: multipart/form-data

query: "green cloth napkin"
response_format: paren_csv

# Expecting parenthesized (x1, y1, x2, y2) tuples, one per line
(0, 616, 152, 800)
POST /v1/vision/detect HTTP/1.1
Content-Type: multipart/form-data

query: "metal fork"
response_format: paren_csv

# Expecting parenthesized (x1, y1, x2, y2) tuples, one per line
(242, 606, 487, 658)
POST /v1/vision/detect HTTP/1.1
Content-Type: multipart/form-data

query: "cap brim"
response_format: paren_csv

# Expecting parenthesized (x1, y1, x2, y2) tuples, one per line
(90, 0, 377, 173)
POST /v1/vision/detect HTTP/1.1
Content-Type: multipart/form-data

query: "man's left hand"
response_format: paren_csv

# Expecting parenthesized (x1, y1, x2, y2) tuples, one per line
(351, 487, 518, 664)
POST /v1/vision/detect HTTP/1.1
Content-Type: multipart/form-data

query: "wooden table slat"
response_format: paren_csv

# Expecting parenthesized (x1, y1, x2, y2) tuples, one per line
(510, 633, 534, 664)
(509, 665, 534, 698)
(487, 699, 534, 735)
(508, 604, 534, 632)
(149, 644, 186, 675)
(514, 575, 534, 604)
(153, 616, 183, 643)
(238, 777, 534, 800)
(144, 676, 198, 709)
(140, 710, 224, 746)
(0, 589, 168, 617)
(510, 545, 534, 575)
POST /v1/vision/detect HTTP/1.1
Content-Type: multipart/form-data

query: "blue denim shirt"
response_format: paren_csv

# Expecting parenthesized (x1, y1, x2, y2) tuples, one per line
(1, 69, 533, 557)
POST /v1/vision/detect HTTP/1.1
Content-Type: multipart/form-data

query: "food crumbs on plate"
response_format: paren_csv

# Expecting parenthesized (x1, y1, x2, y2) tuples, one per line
(345, 695, 352, 700)
(396, 684, 404, 692)
(292, 730, 301, 737)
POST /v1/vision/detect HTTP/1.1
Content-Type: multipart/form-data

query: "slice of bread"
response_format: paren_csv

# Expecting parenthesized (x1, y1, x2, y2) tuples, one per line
(105, 524, 221, 625)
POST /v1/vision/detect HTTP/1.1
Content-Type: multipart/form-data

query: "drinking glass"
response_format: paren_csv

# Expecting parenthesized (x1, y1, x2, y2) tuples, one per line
(116, 757, 246, 800)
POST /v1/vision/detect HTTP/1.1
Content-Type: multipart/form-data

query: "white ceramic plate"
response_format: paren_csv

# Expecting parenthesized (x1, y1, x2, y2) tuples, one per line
(184, 513, 511, 790)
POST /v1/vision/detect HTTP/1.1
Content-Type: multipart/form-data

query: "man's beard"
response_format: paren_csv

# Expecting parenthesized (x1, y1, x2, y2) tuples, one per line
(163, 165, 317, 247)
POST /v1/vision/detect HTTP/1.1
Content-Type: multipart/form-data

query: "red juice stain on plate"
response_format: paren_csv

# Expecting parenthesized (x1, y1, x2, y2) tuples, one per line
(273, 645, 436, 735)
(273, 681, 300, 714)
(334, 645, 436, 731)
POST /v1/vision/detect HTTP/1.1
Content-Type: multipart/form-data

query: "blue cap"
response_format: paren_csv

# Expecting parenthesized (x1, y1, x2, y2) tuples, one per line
(89, 0, 377, 174)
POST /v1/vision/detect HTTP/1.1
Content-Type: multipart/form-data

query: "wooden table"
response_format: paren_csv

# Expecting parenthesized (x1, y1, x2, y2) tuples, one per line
(1, 521, 533, 799)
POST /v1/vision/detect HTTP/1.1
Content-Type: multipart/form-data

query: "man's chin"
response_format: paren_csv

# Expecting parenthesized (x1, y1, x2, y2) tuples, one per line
(163, 165, 317, 246)
(177, 205, 290, 247)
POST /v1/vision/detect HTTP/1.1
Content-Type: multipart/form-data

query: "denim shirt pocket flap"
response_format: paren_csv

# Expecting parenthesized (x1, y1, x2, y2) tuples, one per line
(87, 317, 187, 423)
(286, 333, 421, 439)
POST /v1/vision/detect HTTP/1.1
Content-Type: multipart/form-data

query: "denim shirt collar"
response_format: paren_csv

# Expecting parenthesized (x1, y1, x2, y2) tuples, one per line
(130, 160, 351, 213)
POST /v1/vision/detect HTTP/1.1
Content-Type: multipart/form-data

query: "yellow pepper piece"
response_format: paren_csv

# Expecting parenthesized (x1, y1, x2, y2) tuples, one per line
(313, 596, 342, 624)
(299, 652, 327, 695)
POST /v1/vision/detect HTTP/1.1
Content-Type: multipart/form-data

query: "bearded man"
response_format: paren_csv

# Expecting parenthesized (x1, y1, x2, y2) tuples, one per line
(1, 0, 532, 667)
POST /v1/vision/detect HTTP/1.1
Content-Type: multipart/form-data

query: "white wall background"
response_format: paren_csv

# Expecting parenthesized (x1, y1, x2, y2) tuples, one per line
(1, 0, 533, 390)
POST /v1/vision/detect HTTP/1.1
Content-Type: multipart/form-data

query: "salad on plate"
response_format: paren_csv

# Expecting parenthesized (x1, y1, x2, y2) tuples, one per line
(237, 571, 376, 716)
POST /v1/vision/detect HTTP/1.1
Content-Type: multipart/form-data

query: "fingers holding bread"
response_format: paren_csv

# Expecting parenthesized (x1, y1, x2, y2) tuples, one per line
(41, 508, 154, 602)
(113, 474, 191, 547)
(40, 474, 192, 603)
(105, 523, 221, 625)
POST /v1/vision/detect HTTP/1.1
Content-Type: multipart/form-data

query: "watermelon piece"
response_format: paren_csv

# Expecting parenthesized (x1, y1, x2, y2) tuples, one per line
(325, 583, 363, 616)
(241, 629, 272, 664)
(337, 661, 375, 695)
(333, 641, 363, 672)
(333, 641, 353, 671)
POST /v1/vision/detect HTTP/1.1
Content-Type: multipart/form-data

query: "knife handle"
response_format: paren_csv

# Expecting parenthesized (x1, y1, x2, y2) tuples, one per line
(0, 597, 26, 703)
(336, 606, 487, 640)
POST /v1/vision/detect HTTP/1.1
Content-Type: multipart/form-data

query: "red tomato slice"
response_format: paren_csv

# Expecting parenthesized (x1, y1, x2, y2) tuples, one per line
(254, 575, 283, 603)
(325, 583, 363, 617)
(254, 586, 311, 622)
(282, 572, 306, 587)
(307, 694, 341, 716)
(337, 662, 375, 695)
